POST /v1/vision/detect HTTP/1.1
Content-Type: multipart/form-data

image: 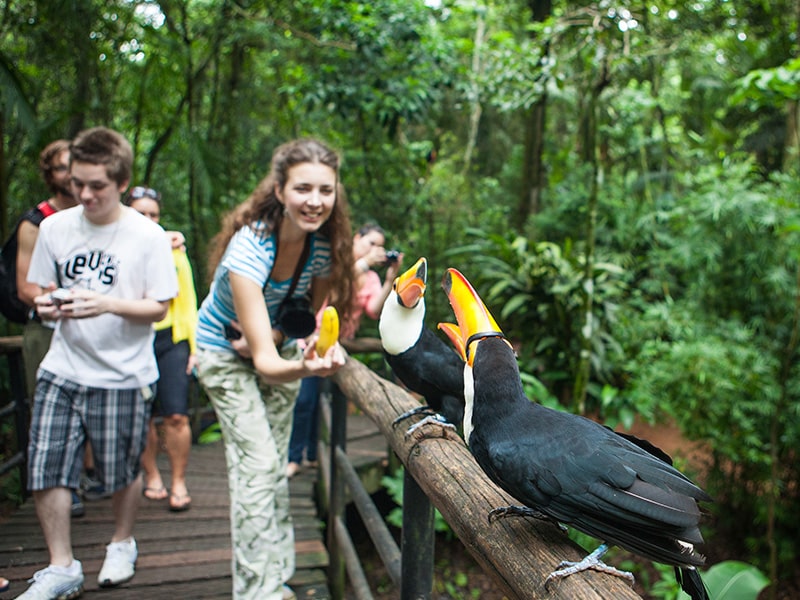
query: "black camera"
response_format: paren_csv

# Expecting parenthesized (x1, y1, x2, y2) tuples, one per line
(224, 323, 241, 340)
(277, 296, 316, 339)
(385, 250, 400, 265)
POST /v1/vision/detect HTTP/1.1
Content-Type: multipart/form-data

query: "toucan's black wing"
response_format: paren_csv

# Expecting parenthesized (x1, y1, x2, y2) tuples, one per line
(384, 327, 465, 425)
(471, 401, 708, 566)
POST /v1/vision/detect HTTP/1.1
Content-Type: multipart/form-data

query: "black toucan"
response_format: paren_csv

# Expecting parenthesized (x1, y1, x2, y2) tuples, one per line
(378, 257, 465, 432)
(438, 268, 711, 600)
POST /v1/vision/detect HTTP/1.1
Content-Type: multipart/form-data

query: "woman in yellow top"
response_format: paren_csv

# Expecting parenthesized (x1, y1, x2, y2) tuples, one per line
(127, 186, 198, 511)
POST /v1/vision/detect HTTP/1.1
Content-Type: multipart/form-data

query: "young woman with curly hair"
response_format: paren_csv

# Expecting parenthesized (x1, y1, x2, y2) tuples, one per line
(196, 138, 353, 600)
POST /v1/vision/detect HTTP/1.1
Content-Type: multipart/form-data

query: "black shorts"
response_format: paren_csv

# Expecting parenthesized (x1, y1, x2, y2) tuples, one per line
(154, 327, 191, 417)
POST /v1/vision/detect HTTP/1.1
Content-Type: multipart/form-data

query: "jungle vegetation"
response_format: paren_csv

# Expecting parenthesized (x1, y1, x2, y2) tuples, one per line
(2, 1, 798, 598)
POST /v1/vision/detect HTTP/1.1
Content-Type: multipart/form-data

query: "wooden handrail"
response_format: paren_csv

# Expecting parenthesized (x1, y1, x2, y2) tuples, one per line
(0, 335, 23, 354)
(332, 357, 643, 600)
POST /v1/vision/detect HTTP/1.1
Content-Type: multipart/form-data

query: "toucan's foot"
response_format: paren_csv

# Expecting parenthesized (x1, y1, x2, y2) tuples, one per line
(404, 414, 460, 442)
(392, 406, 436, 428)
(487, 505, 565, 531)
(544, 543, 635, 590)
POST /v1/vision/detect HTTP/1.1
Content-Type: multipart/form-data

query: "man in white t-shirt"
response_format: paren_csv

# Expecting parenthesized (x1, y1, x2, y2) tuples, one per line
(17, 127, 178, 600)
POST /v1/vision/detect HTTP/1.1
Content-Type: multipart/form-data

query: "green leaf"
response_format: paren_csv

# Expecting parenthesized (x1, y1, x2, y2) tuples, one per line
(703, 561, 770, 600)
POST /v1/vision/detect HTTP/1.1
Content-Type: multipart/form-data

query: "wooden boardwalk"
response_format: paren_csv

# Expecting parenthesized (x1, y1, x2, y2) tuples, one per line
(0, 414, 387, 599)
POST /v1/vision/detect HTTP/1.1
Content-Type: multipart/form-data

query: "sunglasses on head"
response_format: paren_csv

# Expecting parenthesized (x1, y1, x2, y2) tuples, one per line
(129, 186, 161, 201)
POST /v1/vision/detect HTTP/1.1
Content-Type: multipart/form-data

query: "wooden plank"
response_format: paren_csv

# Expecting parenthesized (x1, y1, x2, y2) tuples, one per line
(0, 440, 335, 599)
(0, 392, 393, 599)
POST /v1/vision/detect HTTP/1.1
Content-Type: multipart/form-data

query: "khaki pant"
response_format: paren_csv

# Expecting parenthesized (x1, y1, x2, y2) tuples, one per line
(196, 346, 301, 600)
(22, 319, 54, 400)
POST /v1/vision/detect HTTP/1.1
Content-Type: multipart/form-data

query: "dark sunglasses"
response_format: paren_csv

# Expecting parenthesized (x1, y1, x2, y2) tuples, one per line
(129, 186, 161, 201)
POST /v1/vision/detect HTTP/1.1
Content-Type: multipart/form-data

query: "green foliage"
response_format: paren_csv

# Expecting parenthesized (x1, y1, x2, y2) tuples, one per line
(704, 561, 770, 600)
(628, 317, 778, 463)
(731, 56, 800, 111)
(617, 165, 800, 575)
(197, 422, 223, 445)
(381, 467, 453, 537)
(0, 468, 24, 512)
(448, 228, 627, 411)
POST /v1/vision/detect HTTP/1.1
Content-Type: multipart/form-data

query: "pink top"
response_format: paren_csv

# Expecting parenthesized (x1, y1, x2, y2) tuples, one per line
(340, 270, 382, 339)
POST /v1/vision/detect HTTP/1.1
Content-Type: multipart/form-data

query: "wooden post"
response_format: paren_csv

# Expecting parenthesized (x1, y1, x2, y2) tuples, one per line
(326, 380, 347, 600)
(332, 357, 643, 600)
(400, 469, 435, 600)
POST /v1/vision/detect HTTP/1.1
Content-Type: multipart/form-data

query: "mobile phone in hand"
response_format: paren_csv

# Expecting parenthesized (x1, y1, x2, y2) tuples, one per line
(50, 288, 74, 307)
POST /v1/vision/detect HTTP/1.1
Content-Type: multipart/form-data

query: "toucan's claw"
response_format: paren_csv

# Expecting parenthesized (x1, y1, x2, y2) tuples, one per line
(404, 414, 460, 443)
(488, 505, 565, 530)
(392, 405, 437, 428)
(543, 543, 635, 591)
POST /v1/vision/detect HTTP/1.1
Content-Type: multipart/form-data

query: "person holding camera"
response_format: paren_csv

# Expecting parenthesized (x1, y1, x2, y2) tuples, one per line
(287, 222, 403, 478)
(194, 138, 353, 600)
(346, 222, 404, 339)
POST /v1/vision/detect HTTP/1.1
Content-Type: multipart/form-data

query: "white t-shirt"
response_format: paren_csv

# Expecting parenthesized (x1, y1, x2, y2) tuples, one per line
(28, 205, 178, 388)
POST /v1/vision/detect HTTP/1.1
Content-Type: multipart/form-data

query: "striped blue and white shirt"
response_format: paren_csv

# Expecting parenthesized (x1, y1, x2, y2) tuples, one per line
(197, 222, 331, 352)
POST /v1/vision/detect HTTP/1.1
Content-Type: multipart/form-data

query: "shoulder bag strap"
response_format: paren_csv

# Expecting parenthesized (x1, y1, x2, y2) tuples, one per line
(284, 234, 311, 301)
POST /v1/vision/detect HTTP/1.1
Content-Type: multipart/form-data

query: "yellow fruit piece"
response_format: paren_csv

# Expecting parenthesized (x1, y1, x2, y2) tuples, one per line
(316, 306, 339, 356)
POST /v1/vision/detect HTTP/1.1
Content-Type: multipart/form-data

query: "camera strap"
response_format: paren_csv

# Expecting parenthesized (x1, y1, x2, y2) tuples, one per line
(270, 233, 311, 306)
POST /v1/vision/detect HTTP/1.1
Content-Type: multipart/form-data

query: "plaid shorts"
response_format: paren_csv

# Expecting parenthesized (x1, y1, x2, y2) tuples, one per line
(28, 369, 154, 493)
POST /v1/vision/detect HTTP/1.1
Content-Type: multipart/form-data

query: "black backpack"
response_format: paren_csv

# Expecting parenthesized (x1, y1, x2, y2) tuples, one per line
(0, 201, 57, 323)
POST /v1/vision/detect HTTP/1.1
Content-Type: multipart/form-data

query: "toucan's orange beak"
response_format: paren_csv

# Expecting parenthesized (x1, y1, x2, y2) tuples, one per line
(437, 322, 466, 361)
(440, 268, 506, 367)
(394, 257, 427, 308)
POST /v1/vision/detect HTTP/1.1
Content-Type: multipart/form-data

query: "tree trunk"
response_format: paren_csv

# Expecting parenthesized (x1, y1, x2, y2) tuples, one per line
(573, 49, 609, 414)
(515, 0, 552, 231)
(462, 9, 485, 176)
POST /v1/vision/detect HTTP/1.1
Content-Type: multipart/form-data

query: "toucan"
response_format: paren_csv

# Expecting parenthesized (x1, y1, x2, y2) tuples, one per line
(378, 257, 465, 433)
(438, 267, 711, 600)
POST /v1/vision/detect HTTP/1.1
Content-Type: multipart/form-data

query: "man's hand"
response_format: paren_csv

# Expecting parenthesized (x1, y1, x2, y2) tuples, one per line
(53, 288, 106, 319)
(33, 283, 60, 320)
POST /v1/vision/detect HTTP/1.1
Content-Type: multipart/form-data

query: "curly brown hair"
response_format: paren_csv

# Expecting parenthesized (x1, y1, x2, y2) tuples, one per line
(207, 138, 354, 323)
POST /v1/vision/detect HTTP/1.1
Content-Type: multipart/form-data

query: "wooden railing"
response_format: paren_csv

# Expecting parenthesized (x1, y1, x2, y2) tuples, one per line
(324, 354, 643, 600)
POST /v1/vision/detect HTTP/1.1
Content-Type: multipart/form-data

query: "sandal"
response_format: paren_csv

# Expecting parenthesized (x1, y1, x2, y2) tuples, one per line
(143, 486, 168, 500)
(286, 462, 301, 479)
(169, 493, 192, 512)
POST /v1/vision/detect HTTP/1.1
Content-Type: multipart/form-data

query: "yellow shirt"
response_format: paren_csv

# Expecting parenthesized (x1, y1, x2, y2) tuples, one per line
(154, 248, 198, 354)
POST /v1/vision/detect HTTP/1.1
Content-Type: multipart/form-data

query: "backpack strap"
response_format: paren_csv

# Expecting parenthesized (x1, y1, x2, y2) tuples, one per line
(36, 201, 58, 219)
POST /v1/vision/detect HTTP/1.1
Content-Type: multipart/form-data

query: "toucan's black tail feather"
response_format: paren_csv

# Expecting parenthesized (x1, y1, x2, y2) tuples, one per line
(676, 566, 709, 600)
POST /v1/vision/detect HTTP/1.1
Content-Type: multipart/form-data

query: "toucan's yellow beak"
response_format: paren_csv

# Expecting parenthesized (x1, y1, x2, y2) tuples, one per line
(440, 268, 506, 367)
(394, 257, 427, 308)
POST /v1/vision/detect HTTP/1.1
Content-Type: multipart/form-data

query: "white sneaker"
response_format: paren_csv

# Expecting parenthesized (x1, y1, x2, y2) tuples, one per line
(97, 537, 137, 587)
(15, 561, 83, 600)
(282, 584, 297, 600)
